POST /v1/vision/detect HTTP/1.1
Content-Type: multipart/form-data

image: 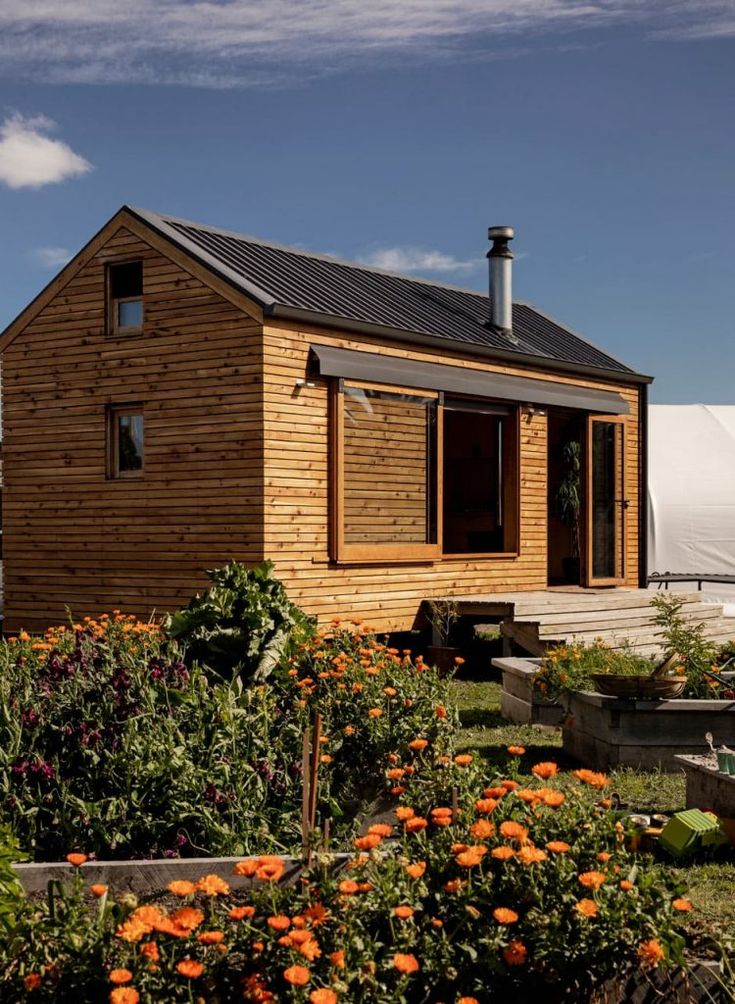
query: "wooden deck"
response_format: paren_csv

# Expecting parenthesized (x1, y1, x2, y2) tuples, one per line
(434, 588, 735, 657)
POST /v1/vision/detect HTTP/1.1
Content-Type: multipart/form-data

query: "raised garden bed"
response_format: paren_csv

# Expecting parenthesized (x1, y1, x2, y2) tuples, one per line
(675, 754, 735, 845)
(493, 656, 564, 726)
(563, 690, 735, 771)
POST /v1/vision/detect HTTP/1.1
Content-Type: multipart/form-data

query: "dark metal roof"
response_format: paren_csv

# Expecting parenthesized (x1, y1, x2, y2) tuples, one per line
(130, 206, 646, 382)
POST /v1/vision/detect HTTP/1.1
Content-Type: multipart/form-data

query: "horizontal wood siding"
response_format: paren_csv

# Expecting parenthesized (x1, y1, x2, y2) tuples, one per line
(2, 226, 264, 631)
(262, 322, 640, 631)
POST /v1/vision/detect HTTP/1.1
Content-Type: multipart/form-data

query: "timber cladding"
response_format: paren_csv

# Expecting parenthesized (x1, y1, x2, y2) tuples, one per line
(262, 321, 641, 632)
(2, 225, 264, 632)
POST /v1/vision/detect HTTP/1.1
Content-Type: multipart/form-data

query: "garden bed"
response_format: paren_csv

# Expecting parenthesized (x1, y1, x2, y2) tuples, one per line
(674, 754, 735, 845)
(494, 656, 564, 726)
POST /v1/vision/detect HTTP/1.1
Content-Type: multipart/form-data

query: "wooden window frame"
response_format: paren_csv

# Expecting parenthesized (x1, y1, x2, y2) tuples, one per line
(107, 404, 145, 479)
(584, 414, 626, 587)
(330, 379, 442, 564)
(106, 259, 144, 335)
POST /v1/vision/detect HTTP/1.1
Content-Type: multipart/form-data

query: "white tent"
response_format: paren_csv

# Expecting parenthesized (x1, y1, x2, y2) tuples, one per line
(648, 404, 735, 609)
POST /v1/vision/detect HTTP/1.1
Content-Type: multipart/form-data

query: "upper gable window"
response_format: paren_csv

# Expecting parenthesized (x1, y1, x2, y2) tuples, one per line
(108, 261, 143, 332)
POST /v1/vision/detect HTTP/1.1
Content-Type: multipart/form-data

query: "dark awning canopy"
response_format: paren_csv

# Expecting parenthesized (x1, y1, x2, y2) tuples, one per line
(310, 344, 630, 415)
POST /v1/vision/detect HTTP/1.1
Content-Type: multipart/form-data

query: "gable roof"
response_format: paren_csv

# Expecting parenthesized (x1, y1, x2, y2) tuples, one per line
(129, 207, 650, 384)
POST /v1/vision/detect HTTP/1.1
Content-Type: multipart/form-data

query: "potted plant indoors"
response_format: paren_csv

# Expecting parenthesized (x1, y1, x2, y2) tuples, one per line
(425, 599, 462, 676)
(555, 439, 582, 583)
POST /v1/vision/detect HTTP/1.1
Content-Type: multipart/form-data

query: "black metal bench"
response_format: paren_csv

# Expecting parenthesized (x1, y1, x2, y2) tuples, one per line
(648, 572, 735, 591)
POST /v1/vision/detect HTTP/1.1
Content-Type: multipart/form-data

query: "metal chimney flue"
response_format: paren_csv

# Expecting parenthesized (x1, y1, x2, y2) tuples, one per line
(487, 226, 514, 334)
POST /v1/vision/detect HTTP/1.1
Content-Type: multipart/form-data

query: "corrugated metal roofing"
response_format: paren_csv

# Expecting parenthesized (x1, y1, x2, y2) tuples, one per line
(131, 207, 640, 379)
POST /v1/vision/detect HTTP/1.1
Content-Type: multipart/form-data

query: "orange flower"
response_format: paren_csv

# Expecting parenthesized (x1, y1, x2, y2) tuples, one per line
(444, 879, 463, 893)
(435, 705, 447, 718)
(256, 856, 286, 882)
(408, 738, 429, 751)
(458, 998, 480, 1004)
(394, 905, 415, 919)
(405, 861, 426, 879)
(383, 687, 397, 696)
(516, 789, 539, 805)
(672, 898, 693, 912)
(24, 974, 42, 991)
(354, 833, 382, 851)
(90, 884, 108, 897)
(338, 880, 359, 895)
(493, 907, 519, 924)
(283, 965, 311, 986)
(109, 969, 133, 984)
(620, 880, 634, 891)
(395, 806, 415, 821)
(229, 905, 256, 919)
(368, 823, 393, 837)
(499, 821, 528, 842)
(517, 846, 547, 866)
(197, 930, 225, 944)
(196, 874, 231, 896)
(572, 769, 610, 789)
(546, 841, 571, 854)
(507, 746, 526, 755)
(531, 762, 558, 779)
(491, 846, 515, 861)
(368, 708, 383, 718)
(575, 899, 599, 918)
(66, 852, 87, 867)
(470, 819, 495, 840)
(330, 950, 345, 968)
(503, 940, 528, 966)
(500, 780, 520, 791)
(393, 953, 420, 974)
(405, 816, 428, 833)
(110, 990, 140, 1004)
(456, 845, 487, 868)
(176, 960, 204, 979)
(168, 880, 197, 897)
(596, 852, 611, 863)
(310, 990, 338, 1004)
(578, 871, 606, 891)
(637, 939, 665, 967)
(538, 789, 565, 808)
(454, 754, 473, 766)
(139, 942, 160, 962)
(233, 859, 259, 878)
(267, 915, 291, 931)
(387, 768, 405, 780)
(484, 786, 507, 799)
(170, 906, 205, 931)
(475, 798, 498, 814)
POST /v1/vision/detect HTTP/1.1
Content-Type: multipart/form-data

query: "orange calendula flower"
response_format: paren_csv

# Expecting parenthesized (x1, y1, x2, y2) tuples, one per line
(507, 746, 526, 755)
(454, 754, 473, 766)
(531, 762, 558, 779)
(572, 769, 610, 789)
(493, 907, 519, 924)
(500, 780, 520, 791)
(176, 960, 204, 979)
(139, 942, 160, 962)
(66, 852, 87, 867)
(435, 705, 448, 718)
(484, 786, 506, 799)
(575, 899, 599, 918)
(394, 905, 415, 919)
(330, 950, 345, 968)
(672, 898, 693, 912)
(405, 816, 428, 833)
(387, 768, 405, 780)
(499, 821, 528, 842)
(310, 990, 338, 1004)
(24, 974, 42, 991)
(620, 880, 634, 891)
(546, 841, 571, 854)
(354, 833, 382, 851)
(90, 884, 108, 897)
(110, 990, 140, 1004)
(368, 708, 383, 718)
(168, 880, 197, 897)
(638, 939, 665, 967)
(458, 998, 480, 1004)
(303, 902, 329, 926)
(170, 906, 205, 931)
(405, 861, 426, 879)
(596, 852, 611, 863)
(578, 871, 606, 891)
(456, 845, 487, 868)
(517, 846, 547, 866)
(109, 969, 133, 985)
(267, 915, 291, 931)
(229, 905, 256, 920)
(196, 873, 230, 896)
(444, 879, 463, 893)
(491, 846, 515, 861)
(393, 953, 420, 974)
(503, 941, 528, 966)
(283, 965, 311, 986)
(475, 798, 498, 814)
(470, 819, 495, 840)
(338, 880, 359, 895)
(539, 789, 565, 808)
(368, 823, 393, 837)
(408, 738, 429, 751)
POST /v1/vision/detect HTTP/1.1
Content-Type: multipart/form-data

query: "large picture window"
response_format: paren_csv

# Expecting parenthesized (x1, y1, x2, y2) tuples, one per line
(331, 380, 518, 563)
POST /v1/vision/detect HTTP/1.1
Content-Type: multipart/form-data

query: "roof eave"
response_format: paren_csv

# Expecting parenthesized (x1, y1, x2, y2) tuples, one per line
(264, 303, 654, 386)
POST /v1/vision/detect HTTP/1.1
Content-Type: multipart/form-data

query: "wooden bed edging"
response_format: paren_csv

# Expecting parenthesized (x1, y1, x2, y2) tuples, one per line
(12, 853, 352, 896)
(493, 656, 565, 726)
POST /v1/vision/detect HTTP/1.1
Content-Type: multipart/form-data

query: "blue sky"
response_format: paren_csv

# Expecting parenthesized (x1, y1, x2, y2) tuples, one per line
(0, 1, 733, 403)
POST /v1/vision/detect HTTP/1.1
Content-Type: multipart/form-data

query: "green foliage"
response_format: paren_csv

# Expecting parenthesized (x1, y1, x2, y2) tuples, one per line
(165, 560, 315, 684)
(0, 825, 26, 940)
(555, 439, 582, 557)
(650, 594, 720, 698)
(535, 642, 655, 702)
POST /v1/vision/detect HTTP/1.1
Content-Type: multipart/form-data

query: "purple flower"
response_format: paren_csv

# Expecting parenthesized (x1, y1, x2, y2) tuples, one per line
(20, 708, 40, 727)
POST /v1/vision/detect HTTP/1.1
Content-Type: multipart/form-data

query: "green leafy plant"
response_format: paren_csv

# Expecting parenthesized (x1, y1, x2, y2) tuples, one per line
(650, 594, 720, 698)
(535, 642, 654, 703)
(165, 560, 314, 685)
(426, 599, 460, 647)
(0, 825, 26, 942)
(556, 439, 582, 559)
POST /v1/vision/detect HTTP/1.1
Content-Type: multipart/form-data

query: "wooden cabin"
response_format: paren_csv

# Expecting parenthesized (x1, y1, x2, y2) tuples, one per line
(0, 207, 652, 633)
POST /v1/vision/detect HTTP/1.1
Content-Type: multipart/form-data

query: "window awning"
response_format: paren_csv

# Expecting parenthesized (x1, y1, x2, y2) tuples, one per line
(310, 344, 630, 415)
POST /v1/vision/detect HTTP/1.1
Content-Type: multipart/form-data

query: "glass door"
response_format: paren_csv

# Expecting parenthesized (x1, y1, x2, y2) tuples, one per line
(585, 416, 626, 586)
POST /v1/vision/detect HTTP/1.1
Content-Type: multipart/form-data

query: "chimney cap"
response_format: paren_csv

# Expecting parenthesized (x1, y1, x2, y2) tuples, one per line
(488, 226, 515, 241)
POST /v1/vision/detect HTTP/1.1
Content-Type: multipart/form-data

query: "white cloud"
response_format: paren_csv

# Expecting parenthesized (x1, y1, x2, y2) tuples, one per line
(0, 2, 729, 88)
(33, 246, 72, 267)
(359, 245, 479, 275)
(0, 114, 92, 189)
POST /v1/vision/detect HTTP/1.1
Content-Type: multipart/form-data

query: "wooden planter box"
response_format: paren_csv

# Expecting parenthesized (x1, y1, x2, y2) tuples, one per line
(493, 657, 564, 726)
(563, 691, 735, 771)
(674, 754, 735, 845)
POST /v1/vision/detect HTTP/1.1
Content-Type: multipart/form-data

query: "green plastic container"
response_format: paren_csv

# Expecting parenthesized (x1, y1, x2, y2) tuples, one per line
(658, 809, 726, 858)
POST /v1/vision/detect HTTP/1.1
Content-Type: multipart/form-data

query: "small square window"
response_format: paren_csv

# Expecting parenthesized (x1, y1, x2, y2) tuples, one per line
(108, 261, 143, 332)
(108, 406, 144, 477)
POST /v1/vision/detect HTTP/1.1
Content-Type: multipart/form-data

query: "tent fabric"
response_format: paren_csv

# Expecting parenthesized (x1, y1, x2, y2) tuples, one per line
(648, 404, 735, 610)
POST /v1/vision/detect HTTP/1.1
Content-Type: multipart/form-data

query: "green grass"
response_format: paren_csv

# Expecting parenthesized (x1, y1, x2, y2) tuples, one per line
(449, 677, 735, 949)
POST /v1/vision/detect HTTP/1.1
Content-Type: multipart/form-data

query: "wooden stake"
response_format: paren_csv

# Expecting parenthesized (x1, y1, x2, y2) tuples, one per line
(307, 713, 322, 865)
(451, 785, 459, 815)
(301, 726, 312, 859)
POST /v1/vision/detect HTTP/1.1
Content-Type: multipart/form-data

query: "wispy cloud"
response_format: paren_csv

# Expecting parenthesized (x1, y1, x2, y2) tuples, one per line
(0, 114, 92, 189)
(0, 2, 730, 89)
(33, 246, 72, 268)
(358, 246, 479, 275)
